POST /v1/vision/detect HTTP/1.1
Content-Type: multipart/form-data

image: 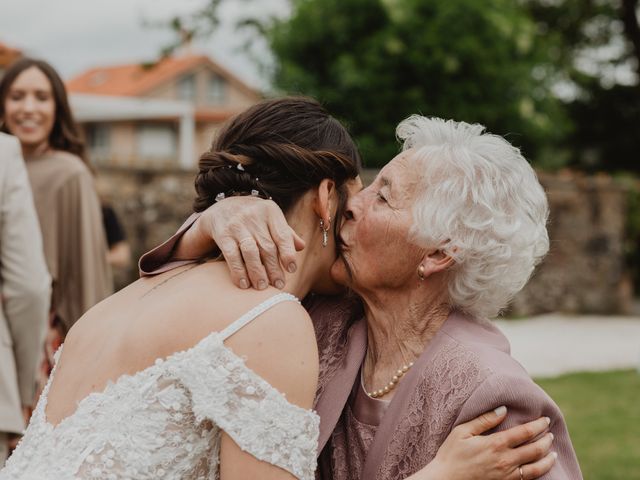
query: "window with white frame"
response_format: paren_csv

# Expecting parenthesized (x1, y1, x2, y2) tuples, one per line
(136, 124, 177, 162)
(208, 73, 227, 105)
(87, 123, 111, 165)
(177, 74, 196, 102)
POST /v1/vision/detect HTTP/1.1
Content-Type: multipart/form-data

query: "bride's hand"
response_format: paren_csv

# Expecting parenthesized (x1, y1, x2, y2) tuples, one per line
(412, 407, 556, 480)
(177, 196, 304, 289)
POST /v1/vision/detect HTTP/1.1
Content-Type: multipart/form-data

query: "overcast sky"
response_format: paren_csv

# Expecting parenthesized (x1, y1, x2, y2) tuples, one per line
(0, 0, 289, 89)
(3, 0, 636, 94)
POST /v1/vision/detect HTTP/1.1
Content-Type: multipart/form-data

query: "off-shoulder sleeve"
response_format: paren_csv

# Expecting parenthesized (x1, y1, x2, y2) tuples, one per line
(454, 372, 583, 479)
(167, 336, 319, 480)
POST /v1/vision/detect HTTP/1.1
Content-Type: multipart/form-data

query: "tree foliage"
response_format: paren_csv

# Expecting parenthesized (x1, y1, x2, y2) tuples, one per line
(157, 0, 640, 171)
(522, 0, 640, 172)
(266, 0, 567, 167)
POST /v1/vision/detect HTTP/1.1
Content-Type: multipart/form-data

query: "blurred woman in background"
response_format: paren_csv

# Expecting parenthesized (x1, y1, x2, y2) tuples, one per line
(0, 58, 112, 375)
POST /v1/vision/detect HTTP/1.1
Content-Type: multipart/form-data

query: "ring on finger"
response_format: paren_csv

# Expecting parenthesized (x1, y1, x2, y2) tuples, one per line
(519, 466, 524, 480)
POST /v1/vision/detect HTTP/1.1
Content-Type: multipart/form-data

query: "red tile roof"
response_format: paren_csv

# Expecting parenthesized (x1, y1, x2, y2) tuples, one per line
(66, 54, 260, 100)
(195, 109, 240, 123)
(0, 42, 22, 67)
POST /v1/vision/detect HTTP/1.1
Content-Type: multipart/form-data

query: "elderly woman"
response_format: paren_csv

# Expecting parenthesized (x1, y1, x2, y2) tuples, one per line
(140, 116, 581, 479)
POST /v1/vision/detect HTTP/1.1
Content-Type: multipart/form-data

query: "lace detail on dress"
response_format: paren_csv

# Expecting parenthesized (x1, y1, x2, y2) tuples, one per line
(329, 404, 377, 480)
(310, 296, 359, 404)
(376, 342, 491, 479)
(167, 335, 319, 479)
(0, 294, 319, 480)
(322, 341, 492, 480)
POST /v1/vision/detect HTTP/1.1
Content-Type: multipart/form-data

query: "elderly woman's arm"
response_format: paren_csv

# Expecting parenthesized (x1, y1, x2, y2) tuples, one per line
(411, 412, 555, 480)
(454, 373, 583, 479)
(138, 198, 301, 289)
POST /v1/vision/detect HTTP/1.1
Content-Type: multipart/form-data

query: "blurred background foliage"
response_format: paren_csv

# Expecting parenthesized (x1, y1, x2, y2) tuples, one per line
(266, 0, 571, 168)
(159, 0, 639, 288)
(159, 0, 639, 171)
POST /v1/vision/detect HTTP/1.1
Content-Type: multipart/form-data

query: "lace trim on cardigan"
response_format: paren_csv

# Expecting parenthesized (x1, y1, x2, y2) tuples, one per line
(376, 342, 490, 479)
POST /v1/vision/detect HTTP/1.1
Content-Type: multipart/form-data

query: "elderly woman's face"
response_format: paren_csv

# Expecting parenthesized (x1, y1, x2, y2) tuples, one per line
(332, 151, 425, 292)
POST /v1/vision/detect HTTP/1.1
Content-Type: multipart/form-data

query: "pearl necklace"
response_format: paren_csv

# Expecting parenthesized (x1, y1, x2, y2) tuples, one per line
(366, 361, 414, 398)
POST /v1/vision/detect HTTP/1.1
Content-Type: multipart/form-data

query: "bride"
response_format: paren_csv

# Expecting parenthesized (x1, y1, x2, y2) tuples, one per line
(1, 97, 553, 479)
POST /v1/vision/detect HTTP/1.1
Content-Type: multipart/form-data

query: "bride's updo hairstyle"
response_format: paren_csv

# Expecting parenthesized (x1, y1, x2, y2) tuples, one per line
(194, 97, 361, 233)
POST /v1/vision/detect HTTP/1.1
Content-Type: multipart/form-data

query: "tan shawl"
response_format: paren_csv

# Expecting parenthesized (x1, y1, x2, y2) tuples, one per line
(25, 150, 112, 330)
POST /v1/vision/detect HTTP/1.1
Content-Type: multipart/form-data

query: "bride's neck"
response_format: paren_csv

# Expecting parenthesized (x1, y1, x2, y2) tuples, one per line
(279, 212, 328, 300)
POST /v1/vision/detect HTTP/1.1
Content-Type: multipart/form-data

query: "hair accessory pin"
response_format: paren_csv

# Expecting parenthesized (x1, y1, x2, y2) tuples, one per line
(236, 163, 245, 171)
(215, 192, 226, 202)
(250, 189, 259, 197)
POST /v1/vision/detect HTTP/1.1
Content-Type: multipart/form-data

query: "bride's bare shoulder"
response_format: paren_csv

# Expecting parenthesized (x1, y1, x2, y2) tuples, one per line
(92, 261, 319, 408)
(223, 293, 318, 410)
(165, 266, 319, 409)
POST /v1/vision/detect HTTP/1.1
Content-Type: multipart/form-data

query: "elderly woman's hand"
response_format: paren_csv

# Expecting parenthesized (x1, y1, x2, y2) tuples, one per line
(174, 196, 304, 289)
(409, 407, 556, 480)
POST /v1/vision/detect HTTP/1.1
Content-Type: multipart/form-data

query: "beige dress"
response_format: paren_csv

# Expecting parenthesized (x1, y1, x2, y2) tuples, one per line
(319, 371, 388, 479)
(25, 150, 112, 331)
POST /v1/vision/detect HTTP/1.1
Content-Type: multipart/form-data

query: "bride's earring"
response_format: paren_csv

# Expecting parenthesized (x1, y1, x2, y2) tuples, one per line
(320, 218, 330, 247)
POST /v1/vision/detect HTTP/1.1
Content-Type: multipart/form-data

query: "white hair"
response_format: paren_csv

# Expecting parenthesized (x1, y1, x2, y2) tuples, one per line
(397, 116, 549, 319)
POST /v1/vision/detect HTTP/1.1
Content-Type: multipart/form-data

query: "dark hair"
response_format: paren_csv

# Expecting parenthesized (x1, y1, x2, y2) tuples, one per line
(194, 97, 361, 240)
(0, 57, 88, 163)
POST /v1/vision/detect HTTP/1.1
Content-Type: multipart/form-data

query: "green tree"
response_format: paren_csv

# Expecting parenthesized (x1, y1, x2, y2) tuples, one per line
(523, 0, 640, 82)
(523, 0, 640, 172)
(155, 0, 639, 170)
(266, 0, 567, 167)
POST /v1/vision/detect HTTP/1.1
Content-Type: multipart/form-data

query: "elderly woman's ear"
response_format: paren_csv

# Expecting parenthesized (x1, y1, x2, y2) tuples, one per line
(417, 248, 455, 281)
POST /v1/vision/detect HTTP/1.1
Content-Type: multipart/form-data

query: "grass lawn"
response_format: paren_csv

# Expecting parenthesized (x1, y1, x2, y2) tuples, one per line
(536, 370, 640, 480)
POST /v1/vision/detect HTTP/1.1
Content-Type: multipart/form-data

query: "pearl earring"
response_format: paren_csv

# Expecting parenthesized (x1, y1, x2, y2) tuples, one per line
(417, 265, 426, 281)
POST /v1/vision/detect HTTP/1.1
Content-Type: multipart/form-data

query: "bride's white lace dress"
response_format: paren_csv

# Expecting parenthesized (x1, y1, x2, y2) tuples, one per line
(0, 293, 319, 480)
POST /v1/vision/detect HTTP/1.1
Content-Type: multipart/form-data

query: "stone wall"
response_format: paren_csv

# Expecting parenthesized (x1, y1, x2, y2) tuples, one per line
(510, 172, 632, 315)
(95, 167, 196, 289)
(95, 167, 634, 315)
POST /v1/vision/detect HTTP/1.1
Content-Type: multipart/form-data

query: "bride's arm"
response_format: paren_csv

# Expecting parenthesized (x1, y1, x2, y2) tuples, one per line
(219, 433, 303, 480)
(218, 299, 319, 480)
(406, 408, 556, 480)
